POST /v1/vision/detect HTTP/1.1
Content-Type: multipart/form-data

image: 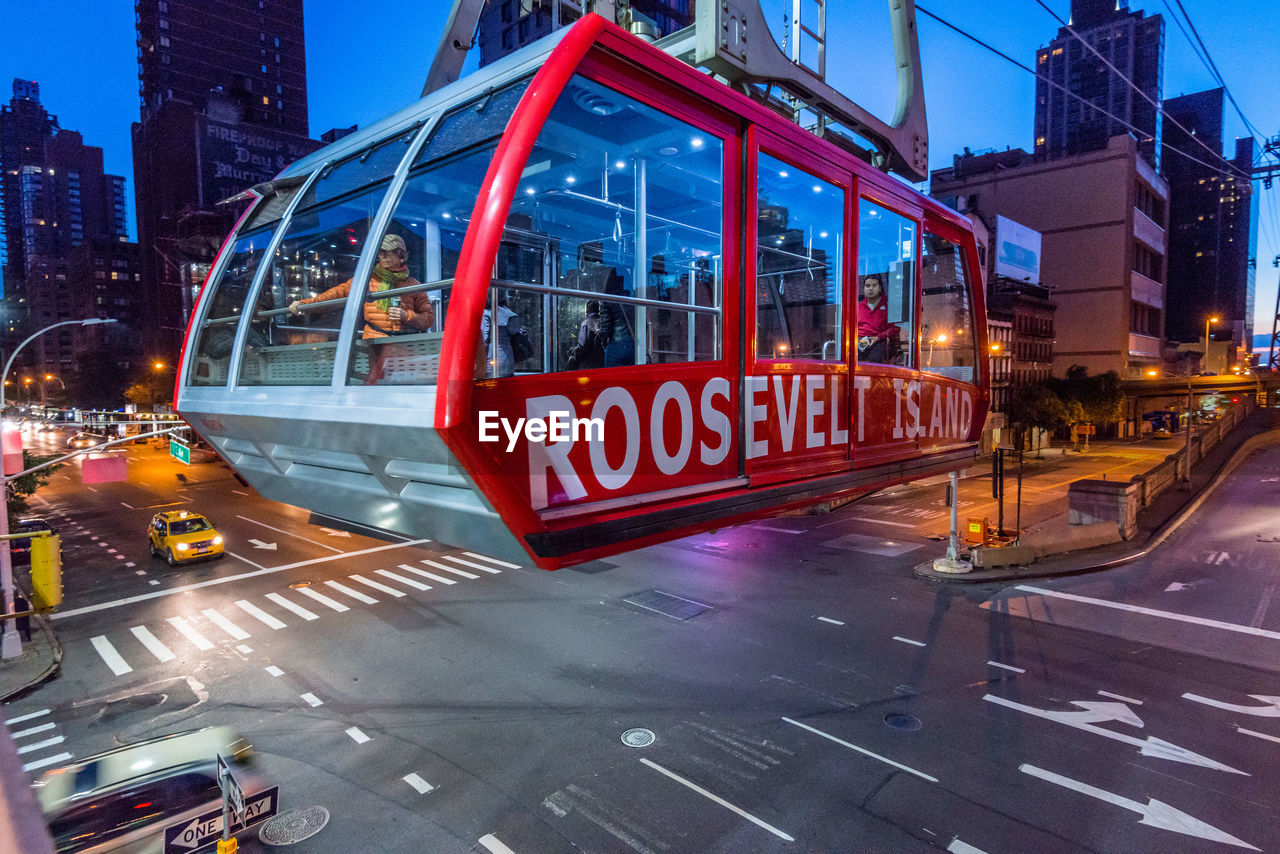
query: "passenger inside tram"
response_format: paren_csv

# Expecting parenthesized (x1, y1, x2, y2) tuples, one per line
(856, 274, 900, 364)
(856, 200, 916, 367)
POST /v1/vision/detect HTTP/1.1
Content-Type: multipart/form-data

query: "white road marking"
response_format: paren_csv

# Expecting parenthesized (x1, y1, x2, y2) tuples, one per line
(236, 644, 253, 654)
(639, 757, 794, 841)
(202, 609, 250, 640)
(350, 574, 405, 597)
(16, 735, 65, 755)
(893, 636, 927, 647)
(5, 708, 50, 725)
(1015, 585, 1280, 640)
(1183, 693, 1280, 717)
(135, 570, 146, 576)
(148, 580, 160, 586)
(265, 666, 284, 677)
(345, 727, 370, 744)
(232, 490, 249, 496)
(817, 616, 844, 625)
(166, 617, 214, 651)
(131, 626, 177, 662)
(849, 516, 918, 528)
(375, 569, 430, 591)
(987, 660, 1025, 673)
(423, 559, 478, 580)
(266, 593, 318, 621)
(125, 562, 135, 568)
(1098, 690, 1143, 705)
(9, 722, 56, 739)
(1251, 584, 1275, 628)
(1237, 726, 1280, 744)
(120, 502, 135, 509)
(50, 539, 432, 620)
(22, 752, 72, 772)
(296, 586, 350, 612)
(91, 636, 132, 675)
(235, 600, 286, 630)
(299, 692, 323, 707)
(235, 514, 343, 553)
(947, 839, 990, 854)
(782, 717, 939, 782)
(325, 580, 377, 604)
(463, 551, 520, 569)
(443, 555, 502, 574)
(477, 834, 516, 854)
(398, 564, 455, 585)
(403, 773, 434, 794)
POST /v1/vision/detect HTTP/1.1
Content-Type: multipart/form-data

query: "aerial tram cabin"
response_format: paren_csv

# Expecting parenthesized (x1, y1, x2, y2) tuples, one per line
(176, 4, 988, 569)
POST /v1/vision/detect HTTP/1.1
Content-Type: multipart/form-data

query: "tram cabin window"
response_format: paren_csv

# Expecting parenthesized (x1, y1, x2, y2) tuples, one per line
(755, 154, 843, 361)
(493, 74, 723, 375)
(856, 200, 916, 367)
(920, 231, 977, 382)
(187, 229, 272, 386)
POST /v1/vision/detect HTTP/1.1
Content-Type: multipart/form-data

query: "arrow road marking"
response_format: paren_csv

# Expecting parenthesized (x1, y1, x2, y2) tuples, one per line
(236, 514, 342, 552)
(318, 527, 352, 537)
(1183, 693, 1280, 717)
(247, 538, 278, 551)
(984, 694, 1245, 774)
(1019, 764, 1258, 850)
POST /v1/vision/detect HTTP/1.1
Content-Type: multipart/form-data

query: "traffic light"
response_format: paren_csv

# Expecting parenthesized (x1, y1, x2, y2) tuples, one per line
(29, 534, 62, 610)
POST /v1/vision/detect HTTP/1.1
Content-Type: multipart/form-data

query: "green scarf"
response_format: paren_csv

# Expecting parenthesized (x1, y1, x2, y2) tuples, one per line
(371, 264, 409, 313)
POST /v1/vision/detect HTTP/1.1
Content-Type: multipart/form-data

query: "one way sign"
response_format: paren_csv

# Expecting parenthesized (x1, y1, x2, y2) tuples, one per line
(164, 786, 279, 852)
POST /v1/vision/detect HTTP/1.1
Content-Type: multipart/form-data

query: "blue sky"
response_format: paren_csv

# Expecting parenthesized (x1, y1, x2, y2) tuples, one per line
(3, 1, 1277, 335)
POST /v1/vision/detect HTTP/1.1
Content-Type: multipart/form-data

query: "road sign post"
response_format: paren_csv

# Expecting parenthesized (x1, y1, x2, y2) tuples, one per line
(163, 785, 278, 854)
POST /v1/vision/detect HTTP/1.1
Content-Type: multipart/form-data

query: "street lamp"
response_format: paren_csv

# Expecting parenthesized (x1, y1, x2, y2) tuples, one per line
(0, 317, 117, 659)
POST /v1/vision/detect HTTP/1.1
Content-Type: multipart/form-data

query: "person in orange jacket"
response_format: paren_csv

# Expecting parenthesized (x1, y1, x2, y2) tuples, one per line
(288, 233, 433, 337)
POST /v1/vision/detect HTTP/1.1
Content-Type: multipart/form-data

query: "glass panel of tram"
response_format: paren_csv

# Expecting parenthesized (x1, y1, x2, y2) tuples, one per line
(485, 75, 723, 377)
(755, 153, 843, 361)
(920, 231, 978, 381)
(240, 130, 418, 386)
(856, 200, 916, 367)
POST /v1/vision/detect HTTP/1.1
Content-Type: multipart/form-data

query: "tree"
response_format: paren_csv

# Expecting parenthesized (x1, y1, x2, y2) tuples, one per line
(1049, 366, 1126, 446)
(6, 450, 64, 518)
(1007, 382, 1068, 457)
(125, 382, 161, 408)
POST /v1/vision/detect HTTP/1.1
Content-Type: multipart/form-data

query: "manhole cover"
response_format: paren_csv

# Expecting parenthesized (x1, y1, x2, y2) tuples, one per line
(259, 806, 329, 846)
(884, 713, 922, 732)
(621, 728, 656, 748)
(288, 581, 312, 589)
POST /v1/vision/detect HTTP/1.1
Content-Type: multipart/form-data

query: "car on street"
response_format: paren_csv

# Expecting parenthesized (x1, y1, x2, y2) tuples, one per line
(9, 516, 55, 563)
(33, 726, 263, 854)
(147, 510, 225, 566)
(66, 432, 102, 449)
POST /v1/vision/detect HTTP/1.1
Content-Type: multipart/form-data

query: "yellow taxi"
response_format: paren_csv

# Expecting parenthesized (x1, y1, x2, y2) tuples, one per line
(147, 510, 225, 566)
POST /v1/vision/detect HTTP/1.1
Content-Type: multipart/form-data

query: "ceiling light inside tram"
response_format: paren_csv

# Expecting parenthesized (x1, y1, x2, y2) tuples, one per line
(566, 175, 576, 184)
(525, 188, 535, 195)
(691, 137, 703, 148)
(614, 160, 625, 169)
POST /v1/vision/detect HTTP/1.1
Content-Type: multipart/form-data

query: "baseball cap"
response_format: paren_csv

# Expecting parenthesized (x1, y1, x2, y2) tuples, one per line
(380, 233, 406, 254)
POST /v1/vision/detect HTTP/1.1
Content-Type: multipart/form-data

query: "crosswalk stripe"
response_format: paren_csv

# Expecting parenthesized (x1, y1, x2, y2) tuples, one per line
(325, 580, 377, 605)
(166, 617, 214, 651)
(17, 735, 65, 755)
(375, 569, 430, 591)
(399, 564, 455, 585)
(9, 722, 55, 739)
(266, 593, 318, 621)
(422, 559, 478, 580)
(5, 708, 50, 726)
(91, 636, 132, 675)
(202, 609, 251, 640)
(346, 727, 370, 744)
(131, 626, 177, 662)
(23, 751, 73, 773)
(296, 586, 349, 612)
(235, 600, 287, 630)
(463, 551, 520, 569)
(350, 574, 405, 597)
(443, 555, 502, 574)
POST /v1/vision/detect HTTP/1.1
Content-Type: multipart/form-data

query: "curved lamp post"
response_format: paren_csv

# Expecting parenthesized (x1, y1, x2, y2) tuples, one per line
(1, 318, 118, 410)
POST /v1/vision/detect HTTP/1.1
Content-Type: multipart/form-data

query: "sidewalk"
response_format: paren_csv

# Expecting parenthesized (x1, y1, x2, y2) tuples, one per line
(916, 408, 1278, 583)
(0, 614, 62, 703)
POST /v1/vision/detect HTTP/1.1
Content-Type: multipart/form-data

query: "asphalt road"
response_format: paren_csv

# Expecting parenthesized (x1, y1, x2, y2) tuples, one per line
(3, 428, 1278, 853)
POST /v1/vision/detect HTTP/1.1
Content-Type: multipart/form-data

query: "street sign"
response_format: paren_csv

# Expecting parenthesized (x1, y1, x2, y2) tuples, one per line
(170, 439, 191, 465)
(163, 785, 278, 853)
(217, 753, 244, 820)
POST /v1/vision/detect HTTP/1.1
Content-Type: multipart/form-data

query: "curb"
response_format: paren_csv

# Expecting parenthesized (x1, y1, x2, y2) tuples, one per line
(0, 615, 62, 703)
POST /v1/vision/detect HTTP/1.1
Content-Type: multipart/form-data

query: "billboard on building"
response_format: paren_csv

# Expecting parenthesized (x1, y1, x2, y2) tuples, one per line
(995, 215, 1041, 282)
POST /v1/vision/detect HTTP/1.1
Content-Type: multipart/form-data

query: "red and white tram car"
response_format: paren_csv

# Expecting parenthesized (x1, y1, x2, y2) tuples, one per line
(177, 11, 987, 569)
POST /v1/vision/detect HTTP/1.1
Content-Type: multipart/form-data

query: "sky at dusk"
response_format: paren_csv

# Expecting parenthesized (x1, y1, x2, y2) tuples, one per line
(3, 1, 1278, 337)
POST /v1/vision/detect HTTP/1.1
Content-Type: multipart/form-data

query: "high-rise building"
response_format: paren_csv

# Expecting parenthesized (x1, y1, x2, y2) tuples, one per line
(132, 0, 319, 356)
(1162, 88, 1257, 354)
(0, 79, 59, 307)
(478, 0, 693, 66)
(1034, 1, 1164, 168)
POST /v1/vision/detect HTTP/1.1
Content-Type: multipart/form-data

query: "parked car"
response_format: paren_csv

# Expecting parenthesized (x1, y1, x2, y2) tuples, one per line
(9, 516, 55, 563)
(34, 726, 262, 854)
(66, 432, 102, 449)
(147, 510, 225, 566)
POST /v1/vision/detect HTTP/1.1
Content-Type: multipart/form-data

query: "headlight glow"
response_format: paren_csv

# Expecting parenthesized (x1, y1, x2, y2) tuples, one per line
(176, 542, 189, 551)
(213, 536, 223, 545)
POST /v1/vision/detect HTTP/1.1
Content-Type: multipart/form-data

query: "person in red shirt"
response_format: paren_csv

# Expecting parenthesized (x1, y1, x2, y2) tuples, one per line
(857, 275, 898, 363)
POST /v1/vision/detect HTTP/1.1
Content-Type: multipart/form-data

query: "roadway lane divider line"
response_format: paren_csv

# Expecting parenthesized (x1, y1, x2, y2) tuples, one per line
(1237, 727, 1280, 744)
(22, 752, 73, 773)
(987, 660, 1025, 673)
(325, 580, 377, 605)
(296, 586, 350, 612)
(817, 616, 844, 625)
(423, 559, 478, 579)
(403, 773, 435, 794)
(265, 666, 285, 677)
(638, 757, 794, 842)
(477, 834, 516, 854)
(235, 600, 287, 630)
(236, 644, 253, 654)
(266, 592, 319, 621)
(5, 708, 51, 725)
(16, 736, 65, 755)
(463, 552, 520, 569)
(90, 636, 133, 676)
(350, 574, 406, 598)
(345, 727, 370, 744)
(782, 716, 939, 782)
(398, 564, 455, 585)
(235, 514, 344, 553)
(1015, 584, 1280, 640)
(202, 608, 251, 640)
(848, 516, 918, 529)
(1098, 690, 1143, 705)
(893, 636, 927, 647)
(299, 693, 323, 707)
(375, 569, 430, 591)
(131, 626, 177, 662)
(50, 538, 433, 620)
(442, 555, 502, 574)
(166, 617, 214, 651)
